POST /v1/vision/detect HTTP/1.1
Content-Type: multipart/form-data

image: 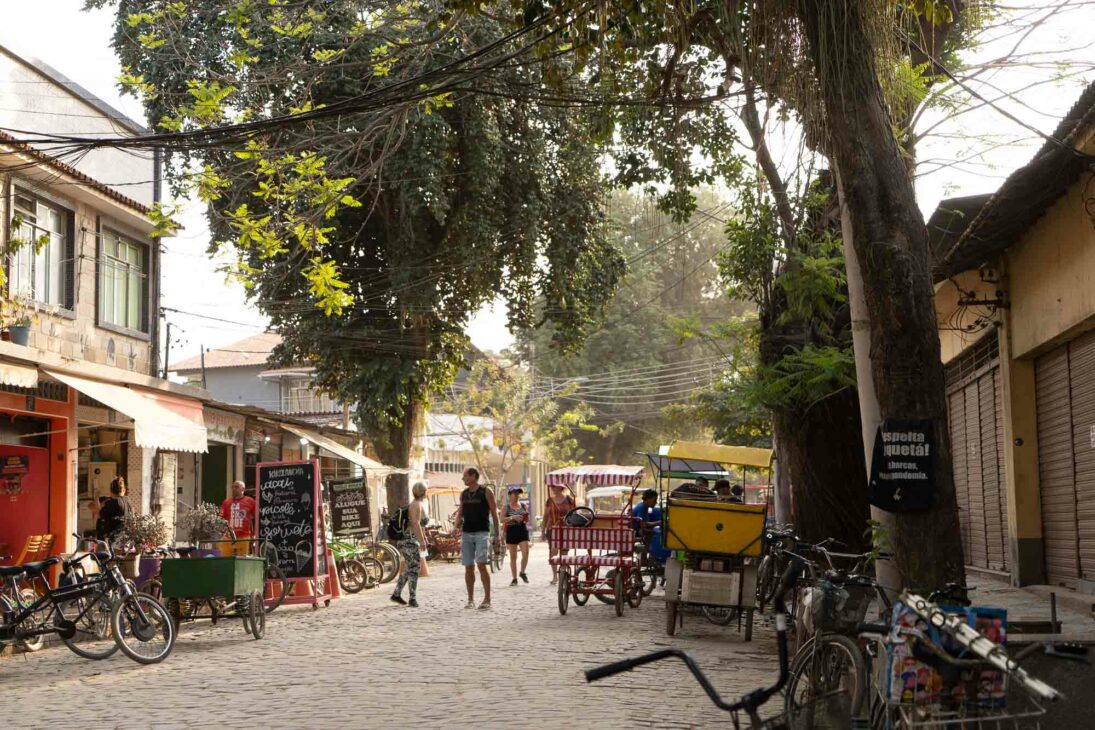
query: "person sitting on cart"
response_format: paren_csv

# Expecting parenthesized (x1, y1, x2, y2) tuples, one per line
(632, 489, 662, 537)
(714, 479, 745, 503)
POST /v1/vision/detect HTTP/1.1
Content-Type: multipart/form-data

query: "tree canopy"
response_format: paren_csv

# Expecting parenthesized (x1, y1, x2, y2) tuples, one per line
(93, 0, 626, 464)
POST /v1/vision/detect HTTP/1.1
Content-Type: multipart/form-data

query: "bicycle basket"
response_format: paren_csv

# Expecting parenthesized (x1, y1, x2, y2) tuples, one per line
(813, 581, 871, 633)
(564, 507, 595, 527)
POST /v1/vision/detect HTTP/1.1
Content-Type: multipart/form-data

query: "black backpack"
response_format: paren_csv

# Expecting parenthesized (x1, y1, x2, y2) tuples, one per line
(387, 506, 409, 540)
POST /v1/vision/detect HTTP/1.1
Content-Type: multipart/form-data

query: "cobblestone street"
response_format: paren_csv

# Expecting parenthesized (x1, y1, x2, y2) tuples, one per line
(3, 544, 778, 729)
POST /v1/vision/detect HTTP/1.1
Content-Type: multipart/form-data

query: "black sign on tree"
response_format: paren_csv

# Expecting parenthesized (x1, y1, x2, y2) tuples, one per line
(257, 461, 319, 579)
(329, 478, 370, 536)
(868, 419, 935, 512)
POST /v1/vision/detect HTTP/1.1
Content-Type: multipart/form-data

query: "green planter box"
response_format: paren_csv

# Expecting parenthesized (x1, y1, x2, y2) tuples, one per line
(160, 557, 265, 599)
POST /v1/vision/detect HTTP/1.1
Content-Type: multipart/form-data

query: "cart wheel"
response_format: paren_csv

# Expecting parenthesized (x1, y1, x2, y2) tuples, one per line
(165, 598, 183, 631)
(626, 570, 643, 609)
(666, 601, 678, 636)
(701, 606, 739, 626)
(557, 569, 569, 615)
(613, 569, 624, 617)
(248, 591, 265, 639)
(324, 599, 331, 607)
(238, 595, 252, 634)
(744, 609, 754, 642)
(572, 567, 592, 606)
(592, 568, 617, 606)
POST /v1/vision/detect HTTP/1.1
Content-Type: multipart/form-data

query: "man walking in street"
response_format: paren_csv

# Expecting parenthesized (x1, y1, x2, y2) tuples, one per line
(220, 480, 256, 557)
(454, 467, 499, 610)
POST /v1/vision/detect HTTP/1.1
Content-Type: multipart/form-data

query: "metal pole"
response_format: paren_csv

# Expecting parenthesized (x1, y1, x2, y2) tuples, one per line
(200, 345, 207, 389)
(1050, 592, 1058, 635)
(162, 321, 172, 380)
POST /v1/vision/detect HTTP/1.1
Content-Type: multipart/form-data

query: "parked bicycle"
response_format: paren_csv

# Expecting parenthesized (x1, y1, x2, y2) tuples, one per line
(329, 537, 384, 593)
(585, 562, 799, 728)
(0, 536, 175, 665)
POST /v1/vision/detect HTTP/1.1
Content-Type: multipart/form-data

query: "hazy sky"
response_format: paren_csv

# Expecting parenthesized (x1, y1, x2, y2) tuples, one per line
(0, 1, 1090, 363)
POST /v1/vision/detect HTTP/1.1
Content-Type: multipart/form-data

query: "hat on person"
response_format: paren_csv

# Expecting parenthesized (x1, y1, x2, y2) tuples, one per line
(507, 485, 525, 494)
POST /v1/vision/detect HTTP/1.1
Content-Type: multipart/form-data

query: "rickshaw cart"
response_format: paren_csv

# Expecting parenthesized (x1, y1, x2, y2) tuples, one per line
(546, 465, 646, 615)
(644, 441, 773, 641)
(160, 556, 267, 639)
(550, 525, 641, 616)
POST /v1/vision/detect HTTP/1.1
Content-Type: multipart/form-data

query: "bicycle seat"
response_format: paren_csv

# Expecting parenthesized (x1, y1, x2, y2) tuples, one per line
(0, 557, 59, 578)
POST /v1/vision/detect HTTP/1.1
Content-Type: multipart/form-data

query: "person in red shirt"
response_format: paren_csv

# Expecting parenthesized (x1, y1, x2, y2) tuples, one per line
(220, 480, 256, 557)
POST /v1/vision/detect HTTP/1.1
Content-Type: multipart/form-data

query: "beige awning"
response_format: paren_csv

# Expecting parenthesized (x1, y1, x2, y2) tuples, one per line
(280, 423, 403, 473)
(0, 361, 38, 388)
(47, 370, 208, 453)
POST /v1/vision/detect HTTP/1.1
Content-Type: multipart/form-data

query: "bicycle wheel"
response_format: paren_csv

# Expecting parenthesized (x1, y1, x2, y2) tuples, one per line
(572, 567, 593, 606)
(557, 569, 569, 615)
(626, 570, 643, 609)
(369, 543, 402, 584)
(756, 554, 776, 612)
(784, 634, 867, 729)
(138, 578, 163, 602)
(15, 588, 46, 652)
(111, 593, 175, 665)
(593, 568, 617, 605)
(641, 563, 659, 596)
(337, 559, 369, 594)
(263, 562, 289, 614)
(247, 590, 265, 639)
(613, 569, 624, 617)
(702, 606, 740, 626)
(358, 555, 384, 589)
(58, 592, 119, 660)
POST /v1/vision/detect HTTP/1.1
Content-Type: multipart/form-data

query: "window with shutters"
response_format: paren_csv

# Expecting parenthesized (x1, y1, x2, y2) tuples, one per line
(8, 187, 75, 308)
(98, 228, 149, 333)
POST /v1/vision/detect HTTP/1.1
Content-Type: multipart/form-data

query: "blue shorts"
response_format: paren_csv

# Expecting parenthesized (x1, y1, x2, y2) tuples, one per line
(461, 531, 490, 566)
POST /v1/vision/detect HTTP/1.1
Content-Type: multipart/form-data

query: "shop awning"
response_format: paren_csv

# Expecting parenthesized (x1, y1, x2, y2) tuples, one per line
(280, 423, 403, 473)
(46, 370, 208, 453)
(0, 361, 38, 388)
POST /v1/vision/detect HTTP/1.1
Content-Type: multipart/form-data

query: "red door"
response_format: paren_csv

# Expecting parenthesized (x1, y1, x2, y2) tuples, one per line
(0, 445, 51, 564)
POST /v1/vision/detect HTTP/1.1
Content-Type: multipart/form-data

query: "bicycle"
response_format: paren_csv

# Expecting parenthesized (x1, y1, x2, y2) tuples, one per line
(585, 562, 799, 728)
(0, 536, 176, 665)
(329, 537, 384, 593)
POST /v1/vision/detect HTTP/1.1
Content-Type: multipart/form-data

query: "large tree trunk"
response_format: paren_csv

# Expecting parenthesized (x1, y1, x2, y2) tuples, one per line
(796, 0, 965, 591)
(373, 401, 422, 512)
(774, 390, 870, 552)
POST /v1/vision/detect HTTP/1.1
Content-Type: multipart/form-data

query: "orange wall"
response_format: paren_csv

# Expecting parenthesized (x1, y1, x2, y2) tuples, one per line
(0, 388, 76, 555)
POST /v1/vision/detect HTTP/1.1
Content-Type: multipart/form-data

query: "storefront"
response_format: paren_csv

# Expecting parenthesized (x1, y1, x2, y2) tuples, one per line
(175, 407, 244, 536)
(0, 366, 74, 563)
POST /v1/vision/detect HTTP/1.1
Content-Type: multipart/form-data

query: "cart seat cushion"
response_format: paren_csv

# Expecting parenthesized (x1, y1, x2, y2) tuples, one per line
(549, 554, 638, 568)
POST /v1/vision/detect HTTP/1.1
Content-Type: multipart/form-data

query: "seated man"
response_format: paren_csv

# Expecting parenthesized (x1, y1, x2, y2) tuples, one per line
(713, 478, 733, 501)
(632, 488, 662, 536)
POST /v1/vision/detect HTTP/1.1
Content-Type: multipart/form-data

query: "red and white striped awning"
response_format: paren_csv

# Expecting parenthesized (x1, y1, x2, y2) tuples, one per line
(545, 465, 645, 489)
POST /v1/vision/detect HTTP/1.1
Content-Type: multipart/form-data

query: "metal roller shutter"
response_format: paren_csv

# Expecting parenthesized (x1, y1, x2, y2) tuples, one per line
(964, 381, 988, 568)
(980, 373, 1005, 571)
(1067, 330, 1095, 580)
(946, 331, 1007, 574)
(1035, 346, 1079, 586)
(948, 387, 972, 565)
(995, 369, 1010, 571)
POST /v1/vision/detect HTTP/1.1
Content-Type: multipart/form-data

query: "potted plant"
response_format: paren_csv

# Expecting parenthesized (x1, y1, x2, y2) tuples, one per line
(178, 502, 230, 557)
(117, 513, 169, 580)
(1, 296, 34, 346)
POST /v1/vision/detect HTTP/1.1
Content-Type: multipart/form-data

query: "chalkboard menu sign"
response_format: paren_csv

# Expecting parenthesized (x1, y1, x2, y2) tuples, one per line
(330, 478, 370, 536)
(257, 461, 319, 579)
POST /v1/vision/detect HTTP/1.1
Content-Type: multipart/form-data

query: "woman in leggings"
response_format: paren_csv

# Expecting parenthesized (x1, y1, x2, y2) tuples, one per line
(391, 482, 429, 607)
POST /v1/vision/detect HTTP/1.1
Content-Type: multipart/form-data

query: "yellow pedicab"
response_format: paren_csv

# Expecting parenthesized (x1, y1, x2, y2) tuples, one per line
(641, 441, 773, 640)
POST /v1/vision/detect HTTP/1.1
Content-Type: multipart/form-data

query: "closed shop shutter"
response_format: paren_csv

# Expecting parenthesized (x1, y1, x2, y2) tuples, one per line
(945, 331, 1007, 574)
(1068, 330, 1095, 580)
(1035, 345, 1078, 586)
(995, 369, 1010, 571)
(948, 387, 972, 565)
